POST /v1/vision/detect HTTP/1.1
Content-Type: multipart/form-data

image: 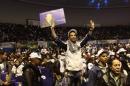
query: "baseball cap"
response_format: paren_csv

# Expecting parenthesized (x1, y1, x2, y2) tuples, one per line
(29, 52, 41, 59)
(68, 29, 77, 37)
(96, 49, 109, 57)
(117, 48, 126, 54)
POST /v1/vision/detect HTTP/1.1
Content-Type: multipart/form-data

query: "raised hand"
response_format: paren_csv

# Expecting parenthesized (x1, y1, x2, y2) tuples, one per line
(51, 21, 55, 29)
(50, 21, 57, 39)
(89, 19, 95, 31)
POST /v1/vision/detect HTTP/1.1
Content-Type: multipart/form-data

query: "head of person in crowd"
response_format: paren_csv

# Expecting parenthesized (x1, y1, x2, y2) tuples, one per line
(68, 29, 77, 43)
(41, 48, 49, 55)
(109, 51, 116, 60)
(117, 48, 127, 57)
(14, 58, 22, 67)
(109, 58, 122, 76)
(29, 52, 42, 66)
(0, 50, 4, 64)
(2, 52, 8, 61)
(96, 49, 109, 66)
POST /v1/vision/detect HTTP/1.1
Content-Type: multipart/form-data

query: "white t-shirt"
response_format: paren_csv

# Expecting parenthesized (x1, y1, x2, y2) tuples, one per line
(65, 41, 84, 71)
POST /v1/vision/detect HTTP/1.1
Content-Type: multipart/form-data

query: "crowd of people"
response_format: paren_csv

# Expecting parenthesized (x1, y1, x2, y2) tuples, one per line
(0, 42, 130, 86)
(0, 23, 130, 42)
(0, 22, 130, 86)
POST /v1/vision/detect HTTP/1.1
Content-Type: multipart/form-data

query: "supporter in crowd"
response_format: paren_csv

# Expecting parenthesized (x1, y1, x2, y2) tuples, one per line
(22, 52, 42, 86)
(0, 23, 130, 86)
(86, 49, 109, 86)
(0, 50, 12, 86)
(116, 48, 130, 71)
(108, 58, 128, 86)
(50, 19, 95, 86)
(11, 58, 24, 85)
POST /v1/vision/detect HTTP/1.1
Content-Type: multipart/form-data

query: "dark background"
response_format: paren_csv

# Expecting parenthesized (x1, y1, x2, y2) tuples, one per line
(0, 0, 130, 26)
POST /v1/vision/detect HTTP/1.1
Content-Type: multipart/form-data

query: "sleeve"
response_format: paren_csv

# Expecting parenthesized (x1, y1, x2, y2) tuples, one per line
(0, 79, 4, 85)
(55, 37, 67, 51)
(86, 69, 97, 86)
(80, 34, 92, 48)
(11, 66, 16, 74)
(24, 69, 33, 86)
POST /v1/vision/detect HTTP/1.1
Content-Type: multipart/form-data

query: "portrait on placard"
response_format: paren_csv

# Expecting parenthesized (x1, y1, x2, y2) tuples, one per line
(40, 8, 66, 28)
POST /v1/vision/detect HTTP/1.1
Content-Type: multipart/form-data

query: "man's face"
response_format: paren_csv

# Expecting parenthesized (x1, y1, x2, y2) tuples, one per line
(33, 58, 42, 66)
(111, 59, 122, 75)
(68, 32, 77, 43)
(14, 60, 20, 67)
(99, 53, 108, 64)
(0, 55, 4, 63)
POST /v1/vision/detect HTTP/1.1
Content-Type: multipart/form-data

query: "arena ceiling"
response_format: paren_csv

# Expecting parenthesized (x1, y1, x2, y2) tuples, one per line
(18, 0, 130, 8)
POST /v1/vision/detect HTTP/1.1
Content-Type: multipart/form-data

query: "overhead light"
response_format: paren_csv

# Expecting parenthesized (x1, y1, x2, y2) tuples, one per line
(88, 0, 129, 9)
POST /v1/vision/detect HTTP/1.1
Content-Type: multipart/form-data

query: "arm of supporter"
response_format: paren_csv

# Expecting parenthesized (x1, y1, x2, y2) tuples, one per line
(0, 79, 4, 85)
(0, 70, 3, 85)
(25, 69, 33, 86)
(80, 20, 95, 47)
(80, 32, 92, 47)
(55, 37, 67, 51)
(50, 23, 57, 39)
(87, 69, 98, 86)
(50, 23, 67, 50)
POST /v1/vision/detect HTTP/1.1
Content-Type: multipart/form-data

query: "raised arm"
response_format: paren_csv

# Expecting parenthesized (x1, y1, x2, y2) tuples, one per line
(50, 23, 67, 50)
(88, 19, 95, 35)
(50, 23, 57, 39)
(80, 19, 95, 47)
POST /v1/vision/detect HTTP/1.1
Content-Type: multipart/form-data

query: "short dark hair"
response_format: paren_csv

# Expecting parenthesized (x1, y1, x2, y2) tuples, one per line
(99, 51, 109, 57)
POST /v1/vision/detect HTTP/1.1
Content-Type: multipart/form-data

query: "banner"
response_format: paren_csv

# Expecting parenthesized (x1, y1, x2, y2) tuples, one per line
(38, 41, 47, 48)
(40, 8, 66, 28)
(0, 42, 15, 48)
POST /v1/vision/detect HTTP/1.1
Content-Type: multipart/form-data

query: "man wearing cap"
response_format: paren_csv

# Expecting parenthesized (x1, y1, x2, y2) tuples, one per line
(86, 49, 109, 86)
(117, 48, 130, 71)
(22, 52, 42, 86)
(50, 20, 95, 86)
